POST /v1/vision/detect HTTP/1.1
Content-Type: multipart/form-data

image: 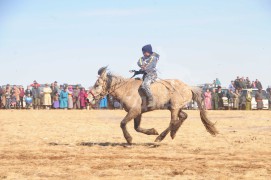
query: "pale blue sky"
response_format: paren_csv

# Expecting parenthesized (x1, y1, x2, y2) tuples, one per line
(0, 0, 270, 88)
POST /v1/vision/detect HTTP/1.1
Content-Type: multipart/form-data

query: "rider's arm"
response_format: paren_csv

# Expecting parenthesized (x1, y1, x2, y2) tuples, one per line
(137, 57, 144, 68)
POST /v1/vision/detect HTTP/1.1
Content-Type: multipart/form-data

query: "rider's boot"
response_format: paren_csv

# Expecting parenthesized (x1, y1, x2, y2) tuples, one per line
(147, 94, 155, 108)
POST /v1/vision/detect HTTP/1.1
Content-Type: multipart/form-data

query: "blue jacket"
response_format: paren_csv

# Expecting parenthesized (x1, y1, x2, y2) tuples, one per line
(137, 52, 159, 74)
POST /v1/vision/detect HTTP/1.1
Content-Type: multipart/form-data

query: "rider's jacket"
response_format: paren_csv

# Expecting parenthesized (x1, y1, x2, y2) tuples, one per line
(137, 52, 159, 74)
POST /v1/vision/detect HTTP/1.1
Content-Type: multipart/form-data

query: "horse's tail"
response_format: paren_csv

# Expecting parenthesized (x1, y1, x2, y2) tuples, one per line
(191, 87, 219, 136)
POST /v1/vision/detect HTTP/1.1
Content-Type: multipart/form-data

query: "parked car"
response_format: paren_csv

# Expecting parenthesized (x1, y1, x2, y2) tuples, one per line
(241, 89, 269, 110)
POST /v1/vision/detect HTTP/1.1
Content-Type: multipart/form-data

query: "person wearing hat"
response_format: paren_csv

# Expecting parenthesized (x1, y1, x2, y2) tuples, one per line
(43, 83, 52, 110)
(135, 44, 159, 108)
(32, 81, 41, 109)
(31, 80, 40, 87)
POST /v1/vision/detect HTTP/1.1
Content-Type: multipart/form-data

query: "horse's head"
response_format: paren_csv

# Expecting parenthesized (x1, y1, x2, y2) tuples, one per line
(88, 66, 109, 102)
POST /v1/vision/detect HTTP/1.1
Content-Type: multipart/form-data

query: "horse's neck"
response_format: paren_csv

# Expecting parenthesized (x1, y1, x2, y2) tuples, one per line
(109, 78, 131, 102)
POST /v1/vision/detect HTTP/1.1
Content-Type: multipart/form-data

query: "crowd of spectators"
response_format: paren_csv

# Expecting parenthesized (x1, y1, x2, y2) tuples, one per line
(0, 80, 124, 110)
(204, 77, 271, 110)
(0, 81, 93, 110)
(1, 77, 270, 111)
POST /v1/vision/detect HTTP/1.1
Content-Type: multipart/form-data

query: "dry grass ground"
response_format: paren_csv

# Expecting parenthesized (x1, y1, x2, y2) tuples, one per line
(0, 110, 270, 179)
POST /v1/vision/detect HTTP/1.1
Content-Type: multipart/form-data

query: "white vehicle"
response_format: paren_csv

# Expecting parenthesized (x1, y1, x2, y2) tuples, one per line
(241, 89, 269, 110)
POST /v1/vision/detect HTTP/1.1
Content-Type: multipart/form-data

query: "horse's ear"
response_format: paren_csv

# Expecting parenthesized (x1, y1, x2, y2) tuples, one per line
(98, 66, 107, 79)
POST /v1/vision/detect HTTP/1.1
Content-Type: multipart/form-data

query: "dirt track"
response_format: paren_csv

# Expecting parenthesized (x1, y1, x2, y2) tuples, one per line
(0, 110, 270, 179)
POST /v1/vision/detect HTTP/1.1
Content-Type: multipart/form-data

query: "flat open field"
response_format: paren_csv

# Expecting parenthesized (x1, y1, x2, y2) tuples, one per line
(0, 110, 270, 179)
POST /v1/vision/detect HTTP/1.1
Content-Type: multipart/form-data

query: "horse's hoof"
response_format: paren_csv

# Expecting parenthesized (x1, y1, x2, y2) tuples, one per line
(123, 144, 133, 148)
(170, 131, 176, 139)
(125, 137, 133, 145)
(155, 137, 162, 142)
(151, 128, 159, 135)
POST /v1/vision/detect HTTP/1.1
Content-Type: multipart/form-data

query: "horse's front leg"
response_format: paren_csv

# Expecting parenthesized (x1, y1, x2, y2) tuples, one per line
(120, 110, 140, 145)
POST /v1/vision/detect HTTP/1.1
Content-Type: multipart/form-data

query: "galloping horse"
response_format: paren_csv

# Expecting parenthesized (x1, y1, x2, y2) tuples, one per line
(89, 67, 218, 144)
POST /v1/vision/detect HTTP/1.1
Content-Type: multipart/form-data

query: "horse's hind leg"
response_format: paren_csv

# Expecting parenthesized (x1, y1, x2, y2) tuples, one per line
(155, 127, 170, 142)
(155, 109, 181, 142)
(134, 115, 159, 135)
(170, 109, 188, 139)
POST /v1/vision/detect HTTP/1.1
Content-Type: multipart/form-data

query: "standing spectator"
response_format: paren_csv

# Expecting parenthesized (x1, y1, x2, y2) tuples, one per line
(245, 77, 251, 88)
(73, 85, 80, 109)
(215, 78, 221, 87)
(54, 81, 59, 90)
(19, 86, 25, 109)
(255, 79, 263, 90)
(32, 82, 41, 110)
(13, 86, 20, 109)
(228, 90, 234, 110)
(239, 77, 247, 89)
(58, 85, 63, 95)
(31, 80, 40, 87)
(59, 87, 68, 109)
(43, 84, 52, 110)
(234, 76, 240, 90)
(251, 81, 256, 88)
(52, 92, 60, 109)
(211, 88, 218, 110)
(1, 87, 6, 109)
(79, 88, 87, 109)
(4, 85, 11, 109)
(204, 89, 212, 110)
(212, 80, 216, 88)
(245, 91, 252, 110)
(50, 83, 58, 107)
(228, 81, 235, 92)
(67, 86, 73, 109)
(99, 96, 108, 109)
(231, 89, 240, 110)
(217, 86, 224, 109)
(10, 87, 17, 108)
(255, 88, 263, 110)
(25, 86, 33, 109)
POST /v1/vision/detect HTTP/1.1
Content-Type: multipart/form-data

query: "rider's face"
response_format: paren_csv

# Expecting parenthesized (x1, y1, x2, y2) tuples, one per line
(143, 52, 151, 57)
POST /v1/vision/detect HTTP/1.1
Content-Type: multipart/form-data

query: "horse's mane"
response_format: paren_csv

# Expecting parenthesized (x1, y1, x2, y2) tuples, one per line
(106, 72, 128, 90)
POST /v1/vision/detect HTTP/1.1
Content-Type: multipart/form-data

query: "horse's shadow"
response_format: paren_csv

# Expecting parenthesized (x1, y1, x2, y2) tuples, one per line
(79, 142, 160, 148)
(48, 142, 160, 148)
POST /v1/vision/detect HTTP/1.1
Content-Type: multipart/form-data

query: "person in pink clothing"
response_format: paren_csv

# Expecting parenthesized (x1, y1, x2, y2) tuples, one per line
(204, 89, 212, 110)
(79, 88, 88, 109)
